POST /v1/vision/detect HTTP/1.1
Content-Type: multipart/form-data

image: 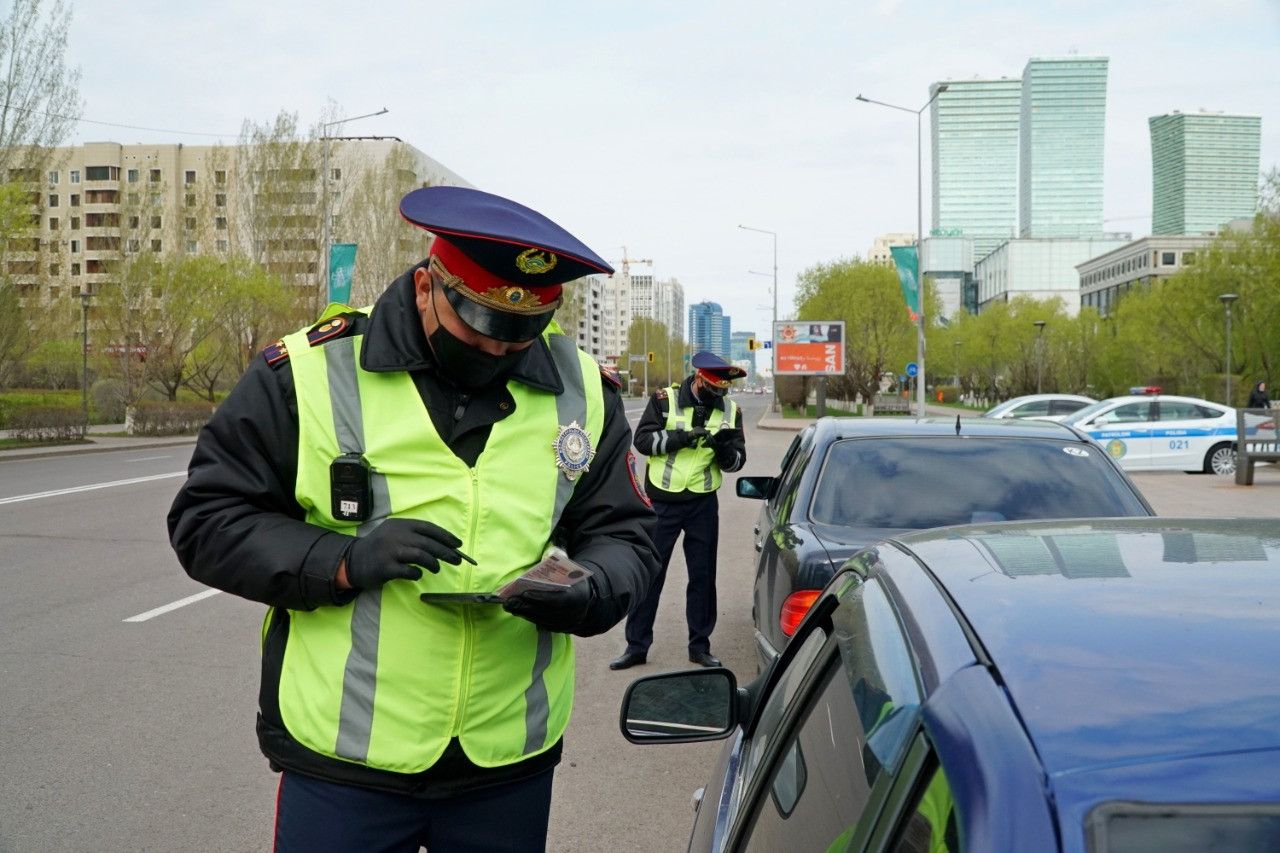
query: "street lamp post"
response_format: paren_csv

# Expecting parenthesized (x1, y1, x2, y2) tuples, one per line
(952, 339, 962, 393)
(80, 289, 90, 435)
(320, 107, 389, 299)
(856, 84, 948, 417)
(739, 225, 778, 412)
(1219, 293, 1238, 405)
(1033, 320, 1047, 394)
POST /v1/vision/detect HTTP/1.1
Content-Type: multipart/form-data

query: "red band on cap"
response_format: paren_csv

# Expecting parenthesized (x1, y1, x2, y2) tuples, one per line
(697, 368, 732, 389)
(429, 236, 563, 306)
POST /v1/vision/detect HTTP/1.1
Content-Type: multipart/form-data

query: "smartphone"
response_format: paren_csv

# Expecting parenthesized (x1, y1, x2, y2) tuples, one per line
(419, 592, 505, 605)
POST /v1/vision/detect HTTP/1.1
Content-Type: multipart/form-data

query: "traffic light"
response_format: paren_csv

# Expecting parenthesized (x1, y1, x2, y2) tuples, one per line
(747, 338, 760, 351)
(646, 351, 655, 363)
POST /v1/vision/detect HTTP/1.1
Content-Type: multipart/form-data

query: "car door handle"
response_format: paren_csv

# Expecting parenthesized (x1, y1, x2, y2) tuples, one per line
(754, 541, 763, 552)
(753, 525, 760, 535)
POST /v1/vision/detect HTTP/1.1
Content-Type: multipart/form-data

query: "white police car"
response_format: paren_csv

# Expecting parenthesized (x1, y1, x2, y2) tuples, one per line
(1061, 394, 1272, 475)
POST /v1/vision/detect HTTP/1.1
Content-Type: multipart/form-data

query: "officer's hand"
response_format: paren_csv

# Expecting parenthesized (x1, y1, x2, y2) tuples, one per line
(345, 519, 466, 590)
(689, 427, 710, 448)
(502, 577, 597, 634)
(665, 429, 694, 451)
(710, 429, 738, 450)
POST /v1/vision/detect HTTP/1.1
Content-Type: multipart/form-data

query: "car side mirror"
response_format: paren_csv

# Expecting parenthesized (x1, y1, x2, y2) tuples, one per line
(736, 475, 774, 500)
(619, 669, 739, 744)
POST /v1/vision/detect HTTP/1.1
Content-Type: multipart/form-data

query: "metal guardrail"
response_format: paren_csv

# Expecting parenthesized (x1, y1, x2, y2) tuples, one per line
(1235, 407, 1279, 486)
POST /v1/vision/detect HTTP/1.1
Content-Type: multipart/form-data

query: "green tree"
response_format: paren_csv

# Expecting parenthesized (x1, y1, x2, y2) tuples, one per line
(0, 0, 82, 178)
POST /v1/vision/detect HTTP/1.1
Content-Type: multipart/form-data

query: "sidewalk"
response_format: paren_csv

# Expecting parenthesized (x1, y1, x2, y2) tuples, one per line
(0, 423, 196, 461)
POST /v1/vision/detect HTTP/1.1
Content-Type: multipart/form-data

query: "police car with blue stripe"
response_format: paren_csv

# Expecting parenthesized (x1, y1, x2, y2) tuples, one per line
(1060, 393, 1274, 475)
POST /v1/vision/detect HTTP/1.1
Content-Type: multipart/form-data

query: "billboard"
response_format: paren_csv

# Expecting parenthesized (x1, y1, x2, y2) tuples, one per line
(773, 322, 845, 375)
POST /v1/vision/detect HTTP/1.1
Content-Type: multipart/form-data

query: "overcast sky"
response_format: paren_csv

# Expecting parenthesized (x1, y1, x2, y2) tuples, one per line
(67, 0, 1280, 339)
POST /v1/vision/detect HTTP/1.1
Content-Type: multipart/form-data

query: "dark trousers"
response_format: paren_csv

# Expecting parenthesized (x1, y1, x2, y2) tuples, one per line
(274, 768, 554, 853)
(624, 492, 719, 656)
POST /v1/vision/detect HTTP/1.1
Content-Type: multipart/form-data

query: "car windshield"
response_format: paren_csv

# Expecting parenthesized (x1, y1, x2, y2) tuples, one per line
(810, 437, 1147, 529)
(983, 398, 1025, 417)
(1063, 399, 1116, 424)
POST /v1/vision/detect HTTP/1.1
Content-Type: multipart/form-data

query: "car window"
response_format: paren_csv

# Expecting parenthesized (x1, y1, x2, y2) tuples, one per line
(1010, 399, 1050, 417)
(1050, 399, 1089, 415)
(769, 427, 815, 516)
(1158, 401, 1211, 421)
(740, 580, 922, 851)
(891, 763, 961, 853)
(1087, 803, 1280, 852)
(809, 438, 1148, 529)
(1103, 402, 1152, 424)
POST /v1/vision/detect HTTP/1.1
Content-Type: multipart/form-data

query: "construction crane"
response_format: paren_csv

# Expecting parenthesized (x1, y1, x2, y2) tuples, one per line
(611, 247, 654, 394)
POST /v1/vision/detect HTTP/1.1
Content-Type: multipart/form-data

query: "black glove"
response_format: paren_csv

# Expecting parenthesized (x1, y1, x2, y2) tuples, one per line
(503, 576, 599, 634)
(689, 427, 711, 448)
(710, 429, 738, 451)
(664, 429, 694, 451)
(345, 518, 466, 590)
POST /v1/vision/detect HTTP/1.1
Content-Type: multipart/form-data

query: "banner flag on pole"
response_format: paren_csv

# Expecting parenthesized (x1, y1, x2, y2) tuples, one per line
(889, 245, 921, 322)
(328, 243, 358, 305)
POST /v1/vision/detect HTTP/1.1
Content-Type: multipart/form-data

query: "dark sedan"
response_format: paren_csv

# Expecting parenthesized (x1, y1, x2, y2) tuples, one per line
(737, 417, 1153, 669)
(621, 518, 1280, 852)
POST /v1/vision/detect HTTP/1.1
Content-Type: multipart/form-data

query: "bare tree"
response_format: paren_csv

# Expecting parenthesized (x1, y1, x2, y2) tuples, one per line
(0, 0, 82, 178)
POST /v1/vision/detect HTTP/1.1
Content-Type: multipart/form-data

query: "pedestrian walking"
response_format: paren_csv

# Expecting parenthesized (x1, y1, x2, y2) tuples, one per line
(168, 186, 658, 853)
(611, 351, 746, 670)
(1247, 381, 1271, 410)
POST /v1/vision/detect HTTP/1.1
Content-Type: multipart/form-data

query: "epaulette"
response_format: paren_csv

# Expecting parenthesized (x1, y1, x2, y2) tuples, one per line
(306, 314, 356, 347)
(599, 363, 622, 390)
(261, 339, 289, 367)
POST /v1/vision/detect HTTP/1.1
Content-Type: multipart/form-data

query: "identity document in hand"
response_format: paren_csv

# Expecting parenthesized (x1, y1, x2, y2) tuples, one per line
(496, 548, 593, 600)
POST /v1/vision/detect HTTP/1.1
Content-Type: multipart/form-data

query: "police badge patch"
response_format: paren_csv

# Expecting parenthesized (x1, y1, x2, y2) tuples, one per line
(552, 421, 595, 481)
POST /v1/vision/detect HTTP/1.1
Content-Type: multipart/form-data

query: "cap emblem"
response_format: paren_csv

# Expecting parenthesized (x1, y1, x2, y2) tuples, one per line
(516, 248, 559, 275)
(552, 420, 595, 481)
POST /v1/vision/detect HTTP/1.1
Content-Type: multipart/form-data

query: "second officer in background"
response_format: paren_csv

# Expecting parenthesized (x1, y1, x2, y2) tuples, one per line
(611, 351, 746, 670)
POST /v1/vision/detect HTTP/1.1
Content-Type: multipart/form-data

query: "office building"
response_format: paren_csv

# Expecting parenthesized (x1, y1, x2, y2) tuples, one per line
(975, 236, 1129, 316)
(867, 232, 915, 265)
(1077, 235, 1214, 316)
(930, 77, 1022, 260)
(688, 301, 731, 359)
(1150, 111, 1262, 235)
(920, 236, 976, 318)
(10, 137, 469, 307)
(1019, 57, 1109, 239)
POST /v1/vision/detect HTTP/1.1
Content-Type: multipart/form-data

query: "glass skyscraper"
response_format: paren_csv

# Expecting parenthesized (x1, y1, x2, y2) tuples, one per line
(930, 78, 1022, 261)
(1019, 57, 1109, 238)
(688, 301, 730, 360)
(1149, 111, 1262, 235)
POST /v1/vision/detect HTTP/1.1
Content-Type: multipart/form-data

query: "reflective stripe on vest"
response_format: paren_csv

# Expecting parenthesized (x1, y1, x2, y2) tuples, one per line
(272, 320, 603, 774)
(646, 385, 736, 493)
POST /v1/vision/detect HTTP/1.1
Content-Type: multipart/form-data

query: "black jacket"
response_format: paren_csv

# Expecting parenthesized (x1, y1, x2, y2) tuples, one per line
(1247, 386, 1271, 409)
(632, 375, 746, 503)
(168, 269, 658, 796)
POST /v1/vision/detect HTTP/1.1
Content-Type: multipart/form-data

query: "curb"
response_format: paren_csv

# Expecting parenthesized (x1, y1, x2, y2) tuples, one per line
(756, 414, 810, 432)
(0, 437, 197, 462)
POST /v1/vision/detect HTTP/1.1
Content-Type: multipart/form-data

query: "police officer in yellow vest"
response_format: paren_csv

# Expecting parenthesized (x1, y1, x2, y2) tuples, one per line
(168, 186, 658, 852)
(610, 352, 746, 671)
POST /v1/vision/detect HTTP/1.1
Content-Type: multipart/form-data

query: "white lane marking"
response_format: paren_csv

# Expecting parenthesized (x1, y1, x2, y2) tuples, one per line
(124, 589, 221, 623)
(0, 471, 187, 505)
(127, 455, 174, 462)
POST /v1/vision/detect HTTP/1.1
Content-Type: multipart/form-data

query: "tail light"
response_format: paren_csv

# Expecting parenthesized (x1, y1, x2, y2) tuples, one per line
(780, 590, 822, 637)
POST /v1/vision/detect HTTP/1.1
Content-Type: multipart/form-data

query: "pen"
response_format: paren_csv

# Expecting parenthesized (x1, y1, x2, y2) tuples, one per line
(456, 549, 477, 566)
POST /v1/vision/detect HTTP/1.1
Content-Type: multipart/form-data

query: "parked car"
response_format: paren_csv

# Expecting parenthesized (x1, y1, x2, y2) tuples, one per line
(1060, 394, 1277, 475)
(736, 417, 1152, 669)
(620, 518, 1280, 853)
(982, 393, 1096, 421)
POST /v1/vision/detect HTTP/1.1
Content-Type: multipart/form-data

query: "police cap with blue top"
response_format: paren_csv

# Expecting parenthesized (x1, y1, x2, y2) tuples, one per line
(691, 351, 747, 388)
(400, 186, 614, 342)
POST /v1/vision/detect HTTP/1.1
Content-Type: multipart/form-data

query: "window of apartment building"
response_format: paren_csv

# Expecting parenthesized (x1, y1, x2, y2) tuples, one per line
(215, 193, 226, 207)
(71, 262, 80, 276)
(151, 215, 162, 229)
(185, 240, 197, 254)
(151, 239, 162, 252)
(127, 238, 141, 253)
(49, 285, 60, 299)
(48, 170, 59, 185)
(184, 216, 196, 231)
(85, 166, 119, 180)
(85, 190, 118, 204)
(70, 217, 80, 230)
(49, 217, 58, 230)
(331, 168, 342, 181)
(215, 216, 227, 230)
(185, 170, 196, 185)
(70, 194, 80, 207)
(48, 194, 59, 207)
(216, 239, 228, 253)
(70, 239, 79, 253)
(215, 170, 227, 185)
(129, 215, 139, 229)
(184, 193, 196, 207)
(1161, 252, 1176, 266)
(70, 170, 80, 184)
(149, 168, 161, 183)
(47, 239, 58, 253)
(127, 168, 139, 183)
(49, 264, 59, 276)
(148, 192, 161, 206)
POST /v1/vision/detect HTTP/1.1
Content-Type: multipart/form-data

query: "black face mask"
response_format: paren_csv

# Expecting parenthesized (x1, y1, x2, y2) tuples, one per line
(426, 292, 526, 390)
